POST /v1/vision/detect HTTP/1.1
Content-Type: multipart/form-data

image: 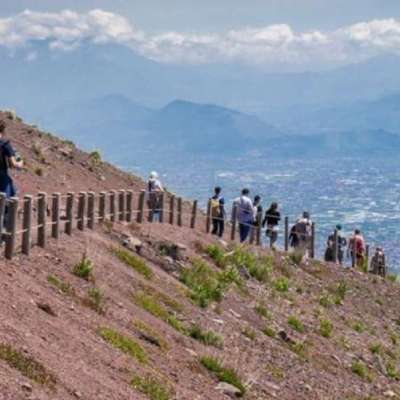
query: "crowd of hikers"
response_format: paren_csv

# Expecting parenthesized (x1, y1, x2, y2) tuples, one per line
(0, 116, 389, 277)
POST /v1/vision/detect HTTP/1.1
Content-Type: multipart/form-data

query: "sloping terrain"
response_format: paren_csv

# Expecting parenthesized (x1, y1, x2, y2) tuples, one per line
(1, 111, 400, 400)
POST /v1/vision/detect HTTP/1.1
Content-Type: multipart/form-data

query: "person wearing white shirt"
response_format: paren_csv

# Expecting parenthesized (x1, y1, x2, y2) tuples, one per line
(233, 188, 254, 243)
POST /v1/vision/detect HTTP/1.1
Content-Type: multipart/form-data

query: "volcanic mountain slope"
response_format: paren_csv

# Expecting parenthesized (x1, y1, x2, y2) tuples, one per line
(1, 111, 400, 400)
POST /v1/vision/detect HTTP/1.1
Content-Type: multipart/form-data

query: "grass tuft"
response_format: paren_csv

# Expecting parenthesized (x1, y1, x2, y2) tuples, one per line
(47, 275, 74, 296)
(0, 343, 57, 388)
(200, 356, 245, 396)
(351, 360, 369, 380)
(131, 374, 172, 400)
(273, 277, 289, 292)
(72, 255, 93, 280)
(255, 303, 270, 319)
(85, 287, 106, 314)
(242, 327, 256, 341)
(319, 318, 333, 338)
(189, 325, 223, 348)
(205, 244, 226, 267)
(262, 325, 276, 338)
(133, 320, 168, 350)
(113, 248, 153, 279)
(98, 327, 147, 364)
(288, 316, 305, 333)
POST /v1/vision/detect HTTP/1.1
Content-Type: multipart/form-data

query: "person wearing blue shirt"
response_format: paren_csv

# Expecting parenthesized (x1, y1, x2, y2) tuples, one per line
(0, 121, 23, 198)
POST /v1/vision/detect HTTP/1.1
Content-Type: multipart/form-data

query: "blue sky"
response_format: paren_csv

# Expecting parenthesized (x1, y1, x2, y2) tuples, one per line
(0, 1, 399, 71)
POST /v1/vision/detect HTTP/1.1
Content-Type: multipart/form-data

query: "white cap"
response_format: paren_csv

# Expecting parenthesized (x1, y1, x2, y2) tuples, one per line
(149, 171, 159, 179)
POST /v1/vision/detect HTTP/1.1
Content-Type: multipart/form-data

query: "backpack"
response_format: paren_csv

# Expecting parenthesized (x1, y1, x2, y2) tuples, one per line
(354, 236, 365, 255)
(210, 198, 221, 218)
(0, 140, 9, 172)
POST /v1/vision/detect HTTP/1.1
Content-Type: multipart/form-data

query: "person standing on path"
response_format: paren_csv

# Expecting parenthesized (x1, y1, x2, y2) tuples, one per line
(263, 202, 281, 249)
(210, 186, 225, 238)
(147, 171, 164, 222)
(347, 229, 365, 268)
(233, 188, 254, 243)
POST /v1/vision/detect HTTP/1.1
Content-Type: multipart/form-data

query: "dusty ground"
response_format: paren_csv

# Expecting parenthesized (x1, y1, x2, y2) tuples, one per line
(0, 111, 400, 400)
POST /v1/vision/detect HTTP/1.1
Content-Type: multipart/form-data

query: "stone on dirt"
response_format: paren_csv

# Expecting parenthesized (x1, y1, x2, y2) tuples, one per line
(216, 382, 242, 398)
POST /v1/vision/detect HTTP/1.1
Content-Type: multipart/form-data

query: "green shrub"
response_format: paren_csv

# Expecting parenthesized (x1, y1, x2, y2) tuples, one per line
(273, 277, 289, 292)
(289, 251, 303, 266)
(255, 303, 270, 319)
(319, 318, 333, 338)
(72, 255, 93, 280)
(289, 342, 307, 358)
(133, 292, 186, 334)
(0, 344, 57, 388)
(226, 247, 257, 270)
(369, 343, 381, 355)
(248, 256, 273, 283)
(179, 259, 223, 308)
(387, 274, 398, 283)
(319, 293, 333, 308)
(131, 374, 172, 400)
(352, 321, 365, 333)
(188, 325, 223, 348)
(386, 362, 399, 379)
(89, 150, 102, 165)
(86, 287, 106, 314)
(205, 244, 226, 267)
(200, 356, 245, 396)
(47, 275, 74, 296)
(242, 327, 256, 341)
(262, 325, 276, 338)
(288, 316, 305, 333)
(98, 327, 147, 364)
(113, 248, 153, 279)
(351, 360, 368, 379)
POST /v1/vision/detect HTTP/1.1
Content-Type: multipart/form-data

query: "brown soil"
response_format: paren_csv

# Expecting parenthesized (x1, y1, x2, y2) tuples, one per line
(0, 111, 400, 400)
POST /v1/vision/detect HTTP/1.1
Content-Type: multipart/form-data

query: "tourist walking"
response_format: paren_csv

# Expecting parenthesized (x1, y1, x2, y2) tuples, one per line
(370, 246, 386, 277)
(233, 188, 254, 243)
(210, 186, 225, 238)
(324, 225, 347, 264)
(292, 211, 312, 257)
(347, 229, 365, 268)
(262, 202, 281, 249)
(250, 195, 263, 243)
(147, 171, 164, 222)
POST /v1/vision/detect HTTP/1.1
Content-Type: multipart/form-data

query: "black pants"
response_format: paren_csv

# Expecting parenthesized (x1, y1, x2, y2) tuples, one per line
(212, 218, 224, 238)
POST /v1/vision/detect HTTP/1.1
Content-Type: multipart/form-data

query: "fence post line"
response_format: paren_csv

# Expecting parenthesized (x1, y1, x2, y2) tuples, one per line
(109, 190, 116, 223)
(65, 192, 74, 235)
(118, 190, 126, 222)
(310, 222, 316, 259)
(190, 200, 198, 229)
(366, 245, 370, 271)
(159, 193, 165, 223)
(0, 193, 6, 240)
(37, 192, 47, 248)
(126, 190, 133, 222)
(98, 191, 106, 223)
(51, 193, 61, 239)
(137, 190, 146, 223)
(5, 197, 18, 260)
(177, 197, 183, 227)
(22, 195, 32, 256)
(77, 192, 86, 231)
(206, 199, 212, 233)
(256, 211, 262, 246)
(284, 216, 289, 252)
(230, 204, 238, 241)
(87, 192, 95, 229)
(333, 229, 339, 264)
(169, 195, 175, 225)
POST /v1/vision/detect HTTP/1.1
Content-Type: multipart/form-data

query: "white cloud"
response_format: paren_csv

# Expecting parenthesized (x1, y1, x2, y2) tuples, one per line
(0, 9, 400, 70)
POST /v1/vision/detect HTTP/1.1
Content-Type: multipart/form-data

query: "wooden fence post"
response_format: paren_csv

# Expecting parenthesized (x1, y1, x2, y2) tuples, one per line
(22, 195, 32, 256)
(256, 211, 262, 246)
(77, 192, 86, 231)
(51, 193, 61, 239)
(206, 199, 212, 233)
(169, 195, 175, 225)
(37, 192, 47, 248)
(0, 193, 6, 240)
(126, 190, 133, 222)
(284, 216, 289, 252)
(159, 193, 164, 223)
(65, 192, 74, 235)
(109, 190, 116, 223)
(87, 192, 95, 229)
(5, 197, 18, 260)
(118, 190, 126, 222)
(190, 200, 198, 229)
(366, 245, 370, 271)
(177, 197, 183, 227)
(310, 222, 316, 259)
(137, 190, 145, 223)
(98, 191, 106, 223)
(230, 204, 238, 241)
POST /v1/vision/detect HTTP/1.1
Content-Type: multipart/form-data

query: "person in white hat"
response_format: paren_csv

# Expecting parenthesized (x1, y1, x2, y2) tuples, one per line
(147, 171, 164, 222)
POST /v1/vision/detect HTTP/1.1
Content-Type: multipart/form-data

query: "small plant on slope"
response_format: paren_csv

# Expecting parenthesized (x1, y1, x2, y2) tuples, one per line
(72, 254, 93, 280)
(113, 247, 153, 279)
(319, 318, 333, 338)
(200, 356, 246, 396)
(288, 316, 305, 333)
(85, 287, 106, 314)
(131, 374, 172, 400)
(273, 277, 289, 292)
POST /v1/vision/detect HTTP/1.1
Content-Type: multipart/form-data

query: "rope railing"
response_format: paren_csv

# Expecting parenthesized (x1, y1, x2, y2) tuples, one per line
(0, 189, 372, 269)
